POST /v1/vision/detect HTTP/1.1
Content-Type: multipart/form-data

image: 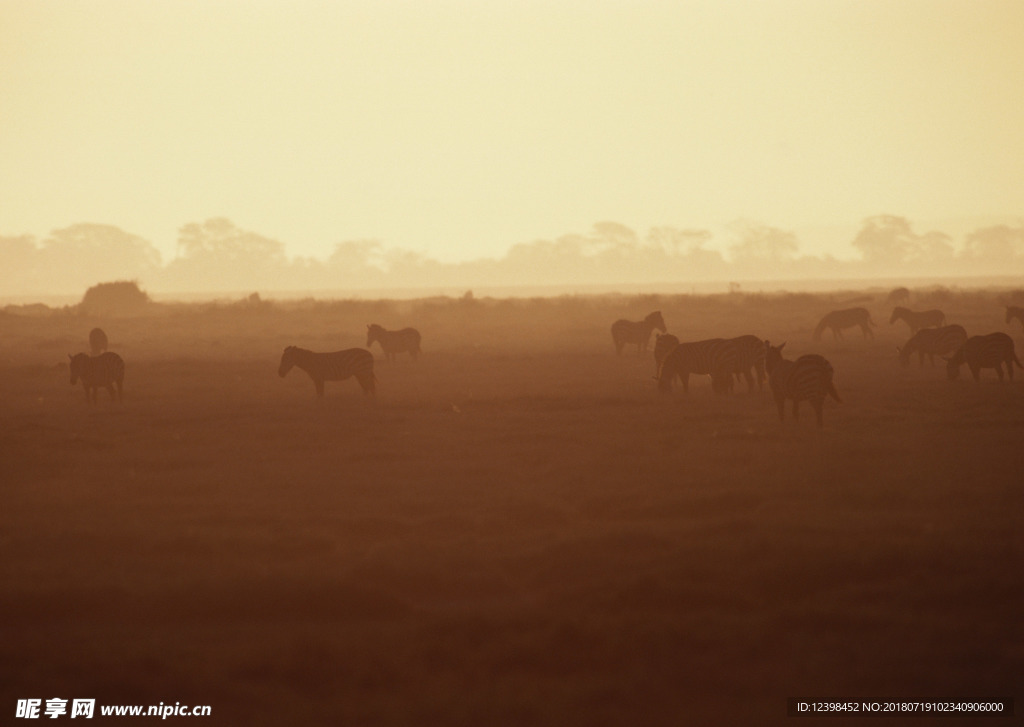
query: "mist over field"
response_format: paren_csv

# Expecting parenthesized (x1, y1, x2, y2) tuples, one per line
(2, 285, 1022, 725)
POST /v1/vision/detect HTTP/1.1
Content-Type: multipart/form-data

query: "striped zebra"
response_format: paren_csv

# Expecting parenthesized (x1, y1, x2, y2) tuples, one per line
(897, 325, 968, 368)
(945, 333, 1023, 382)
(886, 287, 911, 305)
(813, 307, 876, 341)
(764, 342, 840, 428)
(889, 306, 945, 333)
(611, 311, 666, 355)
(69, 352, 124, 404)
(1006, 306, 1024, 330)
(656, 337, 740, 394)
(88, 327, 108, 356)
(366, 324, 421, 362)
(278, 346, 376, 397)
(653, 333, 679, 376)
(728, 334, 766, 392)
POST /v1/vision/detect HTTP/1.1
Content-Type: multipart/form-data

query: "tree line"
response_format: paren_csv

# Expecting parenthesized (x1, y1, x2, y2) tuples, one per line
(1, 215, 1022, 296)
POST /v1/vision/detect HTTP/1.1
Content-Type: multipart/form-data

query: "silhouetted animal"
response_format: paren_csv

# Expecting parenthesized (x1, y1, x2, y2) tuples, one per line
(945, 333, 1022, 382)
(897, 325, 968, 368)
(653, 333, 679, 376)
(889, 307, 945, 333)
(88, 327, 108, 356)
(656, 338, 740, 394)
(611, 311, 666, 355)
(887, 287, 911, 305)
(1005, 306, 1024, 330)
(764, 342, 840, 428)
(278, 346, 376, 397)
(366, 324, 421, 362)
(69, 352, 124, 404)
(813, 308, 876, 341)
(728, 334, 767, 392)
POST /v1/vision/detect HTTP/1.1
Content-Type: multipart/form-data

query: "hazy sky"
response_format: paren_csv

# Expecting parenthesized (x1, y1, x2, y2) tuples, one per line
(2, 0, 1022, 263)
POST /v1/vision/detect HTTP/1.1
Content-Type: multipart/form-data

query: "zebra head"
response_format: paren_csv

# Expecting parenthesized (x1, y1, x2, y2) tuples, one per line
(889, 307, 906, 324)
(366, 324, 384, 348)
(278, 346, 297, 378)
(646, 311, 667, 333)
(68, 353, 87, 385)
(764, 341, 785, 374)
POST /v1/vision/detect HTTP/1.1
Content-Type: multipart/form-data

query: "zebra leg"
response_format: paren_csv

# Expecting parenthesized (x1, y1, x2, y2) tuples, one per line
(116, 380, 123, 402)
(970, 364, 982, 383)
(812, 398, 824, 428)
(774, 393, 786, 422)
(105, 383, 116, 402)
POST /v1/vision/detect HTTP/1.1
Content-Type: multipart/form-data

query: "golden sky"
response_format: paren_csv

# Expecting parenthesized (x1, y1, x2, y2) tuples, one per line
(2, 0, 1022, 262)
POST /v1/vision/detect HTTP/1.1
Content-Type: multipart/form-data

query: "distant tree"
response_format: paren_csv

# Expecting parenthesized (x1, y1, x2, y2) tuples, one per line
(960, 224, 1024, 266)
(728, 223, 799, 264)
(167, 218, 287, 290)
(41, 224, 161, 291)
(647, 227, 713, 256)
(851, 215, 953, 269)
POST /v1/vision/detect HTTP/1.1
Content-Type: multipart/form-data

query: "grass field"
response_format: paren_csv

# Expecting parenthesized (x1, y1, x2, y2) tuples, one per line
(1, 290, 1021, 725)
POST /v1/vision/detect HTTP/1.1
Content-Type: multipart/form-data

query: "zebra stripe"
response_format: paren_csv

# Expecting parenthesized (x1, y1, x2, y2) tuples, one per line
(611, 311, 666, 355)
(897, 325, 968, 368)
(728, 334, 766, 392)
(89, 327, 108, 356)
(366, 324, 422, 362)
(889, 306, 945, 333)
(278, 346, 376, 397)
(813, 307, 876, 341)
(656, 337, 740, 394)
(765, 341, 840, 427)
(945, 333, 1023, 382)
(1006, 306, 1024, 329)
(69, 351, 124, 404)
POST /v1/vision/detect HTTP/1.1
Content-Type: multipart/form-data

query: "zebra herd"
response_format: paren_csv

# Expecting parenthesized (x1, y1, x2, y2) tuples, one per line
(65, 302, 1023, 422)
(616, 302, 1024, 428)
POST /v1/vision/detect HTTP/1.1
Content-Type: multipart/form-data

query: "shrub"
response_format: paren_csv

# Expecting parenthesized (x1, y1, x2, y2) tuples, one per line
(80, 280, 151, 316)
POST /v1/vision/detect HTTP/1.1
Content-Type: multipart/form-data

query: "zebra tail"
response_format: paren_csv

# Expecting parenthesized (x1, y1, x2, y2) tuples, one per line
(827, 379, 842, 402)
(812, 320, 827, 340)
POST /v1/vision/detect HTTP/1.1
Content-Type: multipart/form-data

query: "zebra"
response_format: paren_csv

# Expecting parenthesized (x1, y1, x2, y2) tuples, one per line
(653, 333, 679, 376)
(611, 311, 666, 355)
(69, 352, 124, 404)
(897, 325, 968, 368)
(886, 287, 911, 305)
(1005, 306, 1024, 330)
(656, 337, 740, 394)
(813, 307, 876, 341)
(278, 346, 376, 397)
(88, 327, 108, 356)
(764, 341, 841, 428)
(945, 333, 1023, 382)
(728, 334, 767, 392)
(366, 324, 421, 362)
(889, 306, 945, 333)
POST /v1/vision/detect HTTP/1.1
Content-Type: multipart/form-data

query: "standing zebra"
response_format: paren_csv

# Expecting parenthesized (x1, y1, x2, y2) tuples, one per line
(945, 333, 1022, 382)
(889, 307, 945, 333)
(1005, 306, 1024, 330)
(89, 327, 108, 355)
(69, 352, 124, 404)
(887, 287, 911, 305)
(656, 338, 740, 394)
(278, 346, 376, 397)
(366, 324, 421, 362)
(897, 325, 968, 368)
(611, 311, 666, 355)
(728, 334, 766, 392)
(764, 342, 840, 428)
(813, 307, 876, 341)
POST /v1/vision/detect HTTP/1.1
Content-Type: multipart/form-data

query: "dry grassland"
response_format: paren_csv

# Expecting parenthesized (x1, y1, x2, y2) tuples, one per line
(1, 290, 1021, 725)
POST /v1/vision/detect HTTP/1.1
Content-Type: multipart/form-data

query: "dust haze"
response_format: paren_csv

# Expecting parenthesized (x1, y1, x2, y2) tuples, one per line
(2, 284, 1020, 724)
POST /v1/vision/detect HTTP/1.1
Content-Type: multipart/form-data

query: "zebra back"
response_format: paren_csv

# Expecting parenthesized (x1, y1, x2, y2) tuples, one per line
(946, 333, 1022, 380)
(898, 325, 967, 366)
(657, 338, 739, 392)
(366, 324, 421, 358)
(279, 346, 376, 395)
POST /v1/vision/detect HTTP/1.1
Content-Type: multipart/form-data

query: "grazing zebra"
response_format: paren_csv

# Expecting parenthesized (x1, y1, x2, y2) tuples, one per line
(887, 287, 911, 305)
(728, 334, 767, 392)
(945, 333, 1022, 382)
(366, 324, 421, 362)
(764, 341, 840, 428)
(611, 311, 666, 355)
(656, 338, 740, 394)
(278, 346, 376, 397)
(88, 327, 108, 356)
(69, 352, 124, 404)
(653, 333, 679, 376)
(897, 325, 968, 368)
(1006, 306, 1024, 330)
(889, 307, 945, 333)
(813, 307, 876, 341)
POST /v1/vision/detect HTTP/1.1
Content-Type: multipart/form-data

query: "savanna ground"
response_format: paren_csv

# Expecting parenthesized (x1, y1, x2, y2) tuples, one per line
(1, 289, 1021, 726)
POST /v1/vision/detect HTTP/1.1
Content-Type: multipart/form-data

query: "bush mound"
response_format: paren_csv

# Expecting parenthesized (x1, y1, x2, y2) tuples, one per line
(80, 280, 151, 316)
